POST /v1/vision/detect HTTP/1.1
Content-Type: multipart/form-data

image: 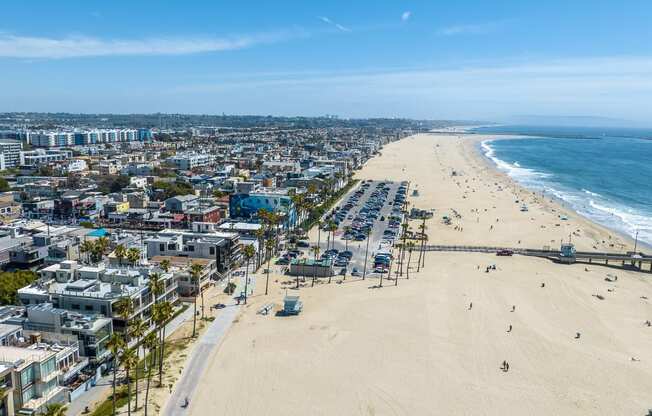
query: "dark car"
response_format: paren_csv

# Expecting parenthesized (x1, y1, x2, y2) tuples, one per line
(496, 250, 514, 256)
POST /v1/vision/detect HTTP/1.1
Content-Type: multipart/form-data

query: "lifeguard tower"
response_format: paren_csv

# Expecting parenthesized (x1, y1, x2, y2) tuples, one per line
(559, 242, 577, 264)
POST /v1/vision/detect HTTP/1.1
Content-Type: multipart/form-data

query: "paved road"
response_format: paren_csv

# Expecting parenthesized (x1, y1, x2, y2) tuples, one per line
(69, 305, 195, 416)
(162, 275, 250, 416)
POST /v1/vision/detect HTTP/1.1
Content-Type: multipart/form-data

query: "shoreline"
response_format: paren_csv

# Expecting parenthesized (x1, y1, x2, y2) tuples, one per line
(182, 132, 652, 416)
(470, 133, 651, 252)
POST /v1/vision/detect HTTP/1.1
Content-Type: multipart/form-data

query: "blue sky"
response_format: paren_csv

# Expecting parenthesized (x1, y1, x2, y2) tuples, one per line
(2, 0, 652, 122)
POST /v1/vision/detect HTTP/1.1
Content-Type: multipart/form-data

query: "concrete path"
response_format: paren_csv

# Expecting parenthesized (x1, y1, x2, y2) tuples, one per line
(69, 305, 195, 416)
(162, 275, 250, 416)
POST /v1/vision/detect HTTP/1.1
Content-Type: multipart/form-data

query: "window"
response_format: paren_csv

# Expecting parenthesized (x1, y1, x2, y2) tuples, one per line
(188, 245, 195, 252)
(21, 365, 35, 386)
(209, 247, 215, 255)
(160, 243, 165, 252)
(21, 384, 35, 404)
(85, 305, 93, 311)
(169, 243, 176, 251)
(40, 357, 56, 379)
(71, 304, 80, 310)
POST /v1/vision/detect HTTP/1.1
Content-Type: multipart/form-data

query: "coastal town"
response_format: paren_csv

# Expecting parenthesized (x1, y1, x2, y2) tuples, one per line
(0, 113, 449, 415)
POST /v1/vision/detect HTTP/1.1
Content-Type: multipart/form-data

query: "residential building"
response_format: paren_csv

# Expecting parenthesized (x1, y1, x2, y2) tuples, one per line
(0, 141, 23, 170)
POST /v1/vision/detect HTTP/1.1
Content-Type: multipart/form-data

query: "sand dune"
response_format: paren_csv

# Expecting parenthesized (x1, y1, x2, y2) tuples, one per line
(186, 134, 652, 416)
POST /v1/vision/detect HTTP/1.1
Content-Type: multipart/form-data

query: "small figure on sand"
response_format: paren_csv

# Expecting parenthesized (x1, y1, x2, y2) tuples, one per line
(645, 320, 651, 327)
(541, 282, 545, 288)
(507, 324, 512, 333)
(575, 332, 581, 339)
(511, 305, 516, 312)
(468, 302, 473, 310)
(501, 361, 510, 372)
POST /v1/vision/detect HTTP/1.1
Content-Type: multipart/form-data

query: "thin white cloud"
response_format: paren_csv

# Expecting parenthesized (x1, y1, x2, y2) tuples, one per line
(318, 16, 351, 32)
(0, 31, 299, 59)
(401, 11, 412, 22)
(169, 56, 652, 121)
(438, 22, 502, 36)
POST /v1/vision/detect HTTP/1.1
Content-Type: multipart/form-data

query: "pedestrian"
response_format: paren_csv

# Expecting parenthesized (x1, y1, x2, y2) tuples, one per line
(468, 302, 473, 310)
(507, 324, 512, 332)
(511, 305, 515, 312)
(575, 332, 581, 339)
(541, 282, 545, 288)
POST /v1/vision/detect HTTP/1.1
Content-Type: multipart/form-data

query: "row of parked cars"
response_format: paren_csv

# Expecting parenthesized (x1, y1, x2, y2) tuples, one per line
(320, 248, 354, 274)
(275, 249, 305, 265)
(343, 181, 395, 240)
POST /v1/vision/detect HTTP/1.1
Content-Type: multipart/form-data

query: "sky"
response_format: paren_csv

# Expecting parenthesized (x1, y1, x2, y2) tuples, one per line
(2, 0, 652, 123)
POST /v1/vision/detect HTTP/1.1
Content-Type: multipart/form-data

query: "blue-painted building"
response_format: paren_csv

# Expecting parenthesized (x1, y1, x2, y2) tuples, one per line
(229, 192, 297, 228)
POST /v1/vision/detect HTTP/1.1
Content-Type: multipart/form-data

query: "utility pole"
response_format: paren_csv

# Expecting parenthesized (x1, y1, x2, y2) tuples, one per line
(634, 229, 639, 253)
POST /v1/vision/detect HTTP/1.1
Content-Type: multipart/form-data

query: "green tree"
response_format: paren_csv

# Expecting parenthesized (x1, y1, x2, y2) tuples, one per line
(0, 177, 10, 192)
(126, 247, 141, 266)
(264, 238, 275, 295)
(121, 348, 138, 416)
(39, 403, 67, 416)
(0, 270, 37, 305)
(114, 244, 127, 266)
(129, 318, 148, 411)
(143, 332, 158, 416)
(153, 301, 173, 386)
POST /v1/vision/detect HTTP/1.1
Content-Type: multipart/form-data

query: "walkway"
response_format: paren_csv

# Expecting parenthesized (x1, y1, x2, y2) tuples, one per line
(163, 275, 251, 416)
(69, 305, 194, 416)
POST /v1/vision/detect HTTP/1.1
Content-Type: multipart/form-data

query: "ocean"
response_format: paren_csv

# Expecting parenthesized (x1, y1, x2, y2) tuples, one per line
(472, 125, 652, 248)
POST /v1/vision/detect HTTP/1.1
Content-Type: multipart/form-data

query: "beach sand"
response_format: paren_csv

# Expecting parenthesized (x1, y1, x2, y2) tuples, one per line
(184, 134, 652, 415)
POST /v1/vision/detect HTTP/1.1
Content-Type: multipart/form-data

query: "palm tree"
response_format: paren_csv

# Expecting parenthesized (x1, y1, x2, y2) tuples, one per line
(254, 227, 265, 268)
(114, 296, 135, 338)
(417, 219, 427, 272)
(126, 247, 141, 266)
(40, 403, 68, 416)
(316, 219, 322, 253)
(129, 318, 148, 411)
(80, 240, 94, 264)
(264, 238, 275, 295)
(92, 236, 110, 263)
(406, 241, 416, 279)
(159, 258, 171, 273)
(121, 348, 138, 416)
(143, 332, 158, 416)
(189, 262, 204, 337)
(114, 244, 127, 266)
(326, 220, 337, 251)
(153, 301, 173, 386)
(243, 244, 255, 300)
(107, 333, 125, 416)
(362, 228, 371, 280)
(311, 245, 320, 287)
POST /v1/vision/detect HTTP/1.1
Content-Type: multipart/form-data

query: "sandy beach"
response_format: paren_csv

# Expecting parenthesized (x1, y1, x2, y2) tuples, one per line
(181, 133, 652, 415)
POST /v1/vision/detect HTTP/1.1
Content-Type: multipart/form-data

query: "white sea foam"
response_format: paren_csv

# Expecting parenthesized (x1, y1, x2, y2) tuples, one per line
(480, 140, 652, 247)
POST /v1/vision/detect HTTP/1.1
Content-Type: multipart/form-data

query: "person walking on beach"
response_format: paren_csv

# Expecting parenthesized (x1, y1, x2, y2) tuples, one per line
(511, 305, 516, 312)
(468, 302, 473, 310)
(507, 324, 512, 333)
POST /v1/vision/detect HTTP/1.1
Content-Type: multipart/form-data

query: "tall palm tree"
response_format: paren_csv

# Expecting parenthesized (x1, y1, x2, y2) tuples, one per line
(143, 332, 158, 416)
(114, 296, 135, 339)
(129, 318, 148, 411)
(107, 333, 125, 416)
(311, 245, 320, 287)
(362, 228, 371, 280)
(406, 241, 416, 279)
(189, 262, 204, 337)
(121, 348, 138, 416)
(417, 219, 427, 272)
(264, 238, 275, 295)
(153, 301, 173, 386)
(92, 236, 110, 264)
(254, 227, 265, 268)
(114, 244, 127, 266)
(326, 220, 337, 251)
(147, 271, 164, 368)
(80, 240, 94, 264)
(126, 247, 141, 266)
(342, 225, 351, 252)
(243, 244, 255, 300)
(40, 403, 68, 416)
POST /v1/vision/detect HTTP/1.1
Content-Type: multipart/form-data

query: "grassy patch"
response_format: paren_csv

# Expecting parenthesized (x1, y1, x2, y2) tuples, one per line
(90, 388, 129, 416)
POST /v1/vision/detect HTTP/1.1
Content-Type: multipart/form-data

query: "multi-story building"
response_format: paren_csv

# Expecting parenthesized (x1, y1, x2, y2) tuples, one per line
(0, 345, 66, 414)
(229, 189, 297, 228)
(145, 229, 241, 274)
(30, 132, 74, 148)
(168, 152, 215, 170)
(0, 140, 23, 170)
(19, 149, 72, 168)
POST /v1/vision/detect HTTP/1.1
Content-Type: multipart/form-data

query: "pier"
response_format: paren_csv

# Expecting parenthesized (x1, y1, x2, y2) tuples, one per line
(421, 244, 652, 273)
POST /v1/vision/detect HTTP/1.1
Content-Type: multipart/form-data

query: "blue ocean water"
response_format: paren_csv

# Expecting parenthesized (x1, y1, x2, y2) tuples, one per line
(472, 126, 652, 247)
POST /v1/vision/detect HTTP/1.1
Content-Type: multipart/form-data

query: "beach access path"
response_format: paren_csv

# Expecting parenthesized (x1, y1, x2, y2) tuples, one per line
(163, 273, 252, 416)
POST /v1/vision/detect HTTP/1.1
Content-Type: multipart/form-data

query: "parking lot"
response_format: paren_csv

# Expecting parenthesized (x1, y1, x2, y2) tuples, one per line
(318, 180, 409, 276)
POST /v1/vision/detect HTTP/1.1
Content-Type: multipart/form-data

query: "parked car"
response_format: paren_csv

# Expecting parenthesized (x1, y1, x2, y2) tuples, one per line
(496, 249, 514, 256)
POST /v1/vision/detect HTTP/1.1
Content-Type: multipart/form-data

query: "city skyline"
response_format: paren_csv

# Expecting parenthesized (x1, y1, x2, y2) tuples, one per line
(2, 1, 652, 123)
